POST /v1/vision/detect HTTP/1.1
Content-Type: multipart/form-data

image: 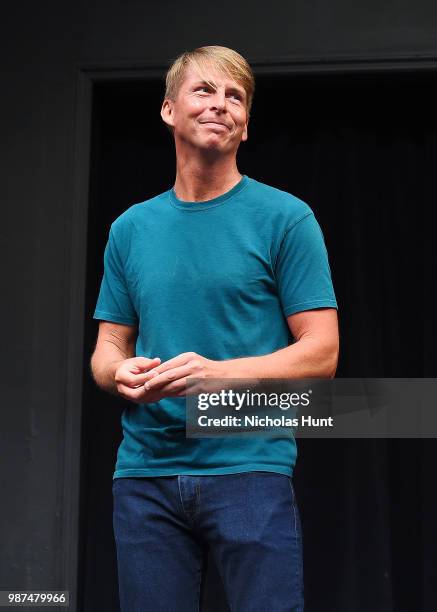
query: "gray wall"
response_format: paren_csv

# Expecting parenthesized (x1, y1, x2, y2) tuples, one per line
(2, 1, 437, 609)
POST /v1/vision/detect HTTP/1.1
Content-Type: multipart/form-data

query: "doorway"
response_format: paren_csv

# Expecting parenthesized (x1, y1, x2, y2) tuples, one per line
(79, 71, 437, 612)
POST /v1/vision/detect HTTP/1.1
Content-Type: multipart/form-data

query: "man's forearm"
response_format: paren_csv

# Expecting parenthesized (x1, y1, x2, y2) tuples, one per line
(91, 322, 139, 396)
(91, 347, 128, 396)
(220, 338, 338, 380)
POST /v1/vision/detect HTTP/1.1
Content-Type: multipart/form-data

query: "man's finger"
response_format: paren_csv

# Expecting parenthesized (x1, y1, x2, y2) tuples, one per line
(144, 363, 193, 390)
(118, 383, 149, 402)
(132, 356, 161, 372)
(118, 366, 161, 388)
(155, 380, 187, 397)
(115, 357, 160, 387)
(120, 380, 185, 403)
(143, 353, 193, 377)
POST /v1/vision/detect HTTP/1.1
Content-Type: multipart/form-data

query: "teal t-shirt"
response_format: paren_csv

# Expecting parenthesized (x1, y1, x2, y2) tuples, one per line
(94, 175, 337, 478)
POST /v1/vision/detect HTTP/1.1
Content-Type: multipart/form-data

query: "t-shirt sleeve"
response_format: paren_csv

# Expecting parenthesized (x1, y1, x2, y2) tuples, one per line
(274, 212, 338, 317)
(93, 226, 138, 325)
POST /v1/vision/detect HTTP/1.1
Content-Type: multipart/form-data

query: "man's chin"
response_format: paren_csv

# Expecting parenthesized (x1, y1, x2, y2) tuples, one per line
(198, 136, 240, 154)
(196, 140, 228, 154)
(183, 135, 239, 156)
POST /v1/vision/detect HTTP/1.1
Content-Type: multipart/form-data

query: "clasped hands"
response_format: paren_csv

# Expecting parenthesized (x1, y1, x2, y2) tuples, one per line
(114, 352, 224, 404)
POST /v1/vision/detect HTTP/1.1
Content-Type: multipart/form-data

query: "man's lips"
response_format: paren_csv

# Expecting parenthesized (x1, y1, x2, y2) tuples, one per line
(199, 121, 230, 130)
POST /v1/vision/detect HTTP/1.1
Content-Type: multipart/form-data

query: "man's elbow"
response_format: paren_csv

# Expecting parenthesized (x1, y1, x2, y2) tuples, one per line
(90, 350, 102, 386)
(322, 342, 339, 379)
(307, 337, 338, 379)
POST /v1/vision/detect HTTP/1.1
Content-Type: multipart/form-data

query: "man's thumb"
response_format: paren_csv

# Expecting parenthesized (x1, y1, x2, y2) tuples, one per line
(136, 356, 161, 371)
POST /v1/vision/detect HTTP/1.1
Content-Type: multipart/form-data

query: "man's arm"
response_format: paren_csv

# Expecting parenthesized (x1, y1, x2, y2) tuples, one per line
(223, 307, 339, 379)
(91, 321, 160, 397)
(142, 307, 339, 395)
(91, 321, 138, 394)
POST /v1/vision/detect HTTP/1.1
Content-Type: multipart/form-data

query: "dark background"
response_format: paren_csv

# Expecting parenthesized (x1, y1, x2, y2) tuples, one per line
(2, 2, 437, 611)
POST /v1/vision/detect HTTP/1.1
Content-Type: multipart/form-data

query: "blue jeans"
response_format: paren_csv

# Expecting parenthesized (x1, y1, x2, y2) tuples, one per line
(112, 472, 304, 611)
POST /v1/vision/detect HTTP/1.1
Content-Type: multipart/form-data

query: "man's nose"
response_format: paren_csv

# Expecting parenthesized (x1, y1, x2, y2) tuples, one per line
(210, 89, 226, 111)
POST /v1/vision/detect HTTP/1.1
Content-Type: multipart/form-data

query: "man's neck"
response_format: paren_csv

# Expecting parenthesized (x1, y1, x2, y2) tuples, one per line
(172, 151, 243, 202)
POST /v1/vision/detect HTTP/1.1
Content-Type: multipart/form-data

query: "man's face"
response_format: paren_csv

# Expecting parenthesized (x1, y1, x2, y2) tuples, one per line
(161, 62, 249, 155)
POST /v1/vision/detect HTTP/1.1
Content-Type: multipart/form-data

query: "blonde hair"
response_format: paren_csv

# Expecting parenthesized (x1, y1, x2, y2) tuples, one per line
(164, 45, 255, 116)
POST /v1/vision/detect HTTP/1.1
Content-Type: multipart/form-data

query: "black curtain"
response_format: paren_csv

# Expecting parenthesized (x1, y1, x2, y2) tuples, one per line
(80, 72, 437, 612)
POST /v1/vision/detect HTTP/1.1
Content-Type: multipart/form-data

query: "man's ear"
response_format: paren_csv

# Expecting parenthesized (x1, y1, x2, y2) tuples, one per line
(161, 98, 175, 128)
(241, 121, 248, 142)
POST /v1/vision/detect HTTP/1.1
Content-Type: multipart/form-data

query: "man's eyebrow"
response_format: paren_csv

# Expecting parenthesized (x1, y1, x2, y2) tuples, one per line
(227, 86, 245, 97)
(192, 79, 217, 89)
(192, 80, 245, 97)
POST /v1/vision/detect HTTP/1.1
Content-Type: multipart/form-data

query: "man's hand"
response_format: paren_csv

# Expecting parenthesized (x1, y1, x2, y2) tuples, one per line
(113, 356, 163, 403)
(142, 352, 224, 398)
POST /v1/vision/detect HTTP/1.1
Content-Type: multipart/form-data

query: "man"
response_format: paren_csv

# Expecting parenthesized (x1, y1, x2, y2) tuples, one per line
(91, 45, 338, 612)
